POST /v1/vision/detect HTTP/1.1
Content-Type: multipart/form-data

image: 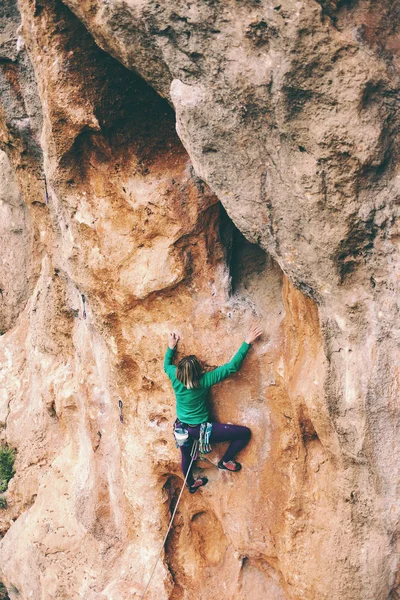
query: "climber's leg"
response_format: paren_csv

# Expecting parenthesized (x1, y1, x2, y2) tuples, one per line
(210, 423, 251, 467)
(179, 424, 201, 487)
(179, 439, 195, 486)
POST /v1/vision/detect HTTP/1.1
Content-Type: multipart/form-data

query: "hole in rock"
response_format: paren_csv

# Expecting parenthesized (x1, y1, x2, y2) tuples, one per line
(46, 400, 57, 419)
(163, 475, 183, 517)
(297, 404, 319, 444)
(190, 510, 229, 566)
(219, 205, 267, 294)
(202, 145, 218, 154)
(218, 204, 283, 313)
(161, 475, 231, 597)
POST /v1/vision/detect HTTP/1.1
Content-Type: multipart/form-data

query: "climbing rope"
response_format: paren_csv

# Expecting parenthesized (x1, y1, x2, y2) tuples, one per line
(139, 439, 199, 600)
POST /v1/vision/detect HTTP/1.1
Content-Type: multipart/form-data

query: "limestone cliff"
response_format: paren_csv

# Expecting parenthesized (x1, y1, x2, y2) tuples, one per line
(0, 1, 399, 599)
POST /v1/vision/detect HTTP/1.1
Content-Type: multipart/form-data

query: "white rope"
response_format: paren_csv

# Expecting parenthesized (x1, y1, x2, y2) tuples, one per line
(139, 440, 199, 600)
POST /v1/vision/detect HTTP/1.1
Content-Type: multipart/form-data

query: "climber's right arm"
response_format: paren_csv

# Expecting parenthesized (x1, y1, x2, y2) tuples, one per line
(200, 342, 252, 387)
(200, 325, 262, 387)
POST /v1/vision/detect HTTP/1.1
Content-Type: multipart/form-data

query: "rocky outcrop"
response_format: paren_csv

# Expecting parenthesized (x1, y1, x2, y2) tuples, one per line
(0, 0, 399, 599)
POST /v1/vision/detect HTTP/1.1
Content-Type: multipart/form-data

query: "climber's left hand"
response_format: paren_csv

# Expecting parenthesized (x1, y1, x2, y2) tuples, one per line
(168, 332, 180, 349)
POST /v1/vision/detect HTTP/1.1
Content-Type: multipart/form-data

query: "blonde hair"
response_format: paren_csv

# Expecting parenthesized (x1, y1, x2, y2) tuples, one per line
(176, 355, 203, 389)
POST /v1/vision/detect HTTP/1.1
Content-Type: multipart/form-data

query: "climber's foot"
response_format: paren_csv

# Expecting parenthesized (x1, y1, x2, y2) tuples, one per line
(188, 477, 208, 494)
(218, 459, 242, 472)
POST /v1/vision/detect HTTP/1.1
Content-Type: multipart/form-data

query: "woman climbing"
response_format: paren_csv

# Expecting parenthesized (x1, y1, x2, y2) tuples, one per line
(164, 325, 262, 494)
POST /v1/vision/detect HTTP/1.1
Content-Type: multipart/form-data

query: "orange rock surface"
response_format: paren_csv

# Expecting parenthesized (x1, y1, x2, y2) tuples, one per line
(0, 1, 400, 599)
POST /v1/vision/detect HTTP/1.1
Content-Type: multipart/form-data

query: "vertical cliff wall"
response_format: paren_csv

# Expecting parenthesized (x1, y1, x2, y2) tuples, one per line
(0, 1, 399, 599)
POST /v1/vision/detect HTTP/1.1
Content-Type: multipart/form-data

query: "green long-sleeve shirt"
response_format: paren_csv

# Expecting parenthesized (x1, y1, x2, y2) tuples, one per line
(164, 342, 251, 425)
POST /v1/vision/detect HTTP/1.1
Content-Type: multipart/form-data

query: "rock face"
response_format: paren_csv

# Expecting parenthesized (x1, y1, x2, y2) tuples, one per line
(0, 0, 399, 599)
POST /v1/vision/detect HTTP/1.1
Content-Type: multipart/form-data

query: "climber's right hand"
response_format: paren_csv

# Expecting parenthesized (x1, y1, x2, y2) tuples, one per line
(168, 332, 180, 349)
(245, 325, 263, 344)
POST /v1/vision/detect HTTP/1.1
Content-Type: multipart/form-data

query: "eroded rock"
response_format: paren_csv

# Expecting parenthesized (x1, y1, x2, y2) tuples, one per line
(0, 1, 399, 599)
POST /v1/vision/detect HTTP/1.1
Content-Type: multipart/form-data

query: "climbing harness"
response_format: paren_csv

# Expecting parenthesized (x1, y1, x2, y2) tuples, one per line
(139, 439, 199, 600)
(199, 422, 213, 454)
(173, 420, 212, 454)
(118, 398, 123, 423)
(81, 294, 86, 319)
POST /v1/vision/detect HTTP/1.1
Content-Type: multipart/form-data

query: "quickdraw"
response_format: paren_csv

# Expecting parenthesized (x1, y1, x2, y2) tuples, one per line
(81, 294, 87, 319)
(199, 422, 213, 454)
(39, 173, 50, 204)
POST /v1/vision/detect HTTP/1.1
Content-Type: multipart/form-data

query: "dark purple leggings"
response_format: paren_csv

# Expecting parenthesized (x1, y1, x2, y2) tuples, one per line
(178, 422, 251, 486)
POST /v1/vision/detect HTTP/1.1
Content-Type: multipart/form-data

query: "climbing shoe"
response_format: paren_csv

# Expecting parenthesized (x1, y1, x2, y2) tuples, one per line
(218, 459, 242, 472)
(188, 477, 208, 494)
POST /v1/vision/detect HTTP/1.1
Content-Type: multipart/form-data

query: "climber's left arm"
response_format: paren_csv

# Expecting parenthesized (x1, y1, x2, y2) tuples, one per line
(164, 332, 180, 380)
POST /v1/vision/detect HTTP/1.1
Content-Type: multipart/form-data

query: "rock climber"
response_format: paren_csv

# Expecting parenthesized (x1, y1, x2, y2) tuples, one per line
(164, 325, 262, 494)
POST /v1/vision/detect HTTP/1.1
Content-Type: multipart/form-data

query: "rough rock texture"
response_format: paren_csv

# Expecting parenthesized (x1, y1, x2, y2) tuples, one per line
(0, 0, 399, 599)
